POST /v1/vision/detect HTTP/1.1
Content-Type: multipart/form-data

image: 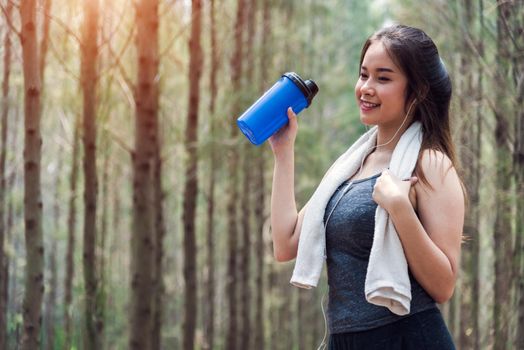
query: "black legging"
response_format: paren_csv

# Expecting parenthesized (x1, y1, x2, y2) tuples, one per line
(328, 307, 455, 350)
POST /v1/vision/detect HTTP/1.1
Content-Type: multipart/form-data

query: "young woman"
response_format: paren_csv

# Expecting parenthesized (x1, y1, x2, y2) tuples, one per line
(269, 25, 464, 349)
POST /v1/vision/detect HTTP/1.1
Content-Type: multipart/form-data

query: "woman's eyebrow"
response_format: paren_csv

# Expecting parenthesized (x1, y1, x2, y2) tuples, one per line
(377, 67, 395, 72)
(361, 66, 396, 73)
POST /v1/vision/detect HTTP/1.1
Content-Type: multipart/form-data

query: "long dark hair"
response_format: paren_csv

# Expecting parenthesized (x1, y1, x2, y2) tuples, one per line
(359, 24, 463, 189)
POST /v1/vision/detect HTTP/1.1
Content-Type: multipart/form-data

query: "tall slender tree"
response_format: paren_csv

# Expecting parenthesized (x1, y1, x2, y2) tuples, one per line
(130, 0, 160, 348)
(239, 0, 257, 348)
(512, 1, 524, 348)
(254, 2, 271, 348)
(43, 156, 61, 350)
(203, 0, 219, 348)
(182, 0, 203, 348)
(469, 1, 485, 348)
(226, 0, 246, 349)
(457, 1, 481, 348)
(19, 0, 45, 347)
(39, 0, 54, 346)
(81, 0, 102, 348)
(98, 140, 110, 348)
(493, 1, 514, 349)
(0, 2, 13, 347)
(516, 64, 524, 348)
(64, 116, 80, 350)
(151, 139, 165, 350)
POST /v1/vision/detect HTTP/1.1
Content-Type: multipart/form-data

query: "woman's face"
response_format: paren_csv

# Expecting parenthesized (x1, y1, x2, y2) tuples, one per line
(355, 41, 409, 128)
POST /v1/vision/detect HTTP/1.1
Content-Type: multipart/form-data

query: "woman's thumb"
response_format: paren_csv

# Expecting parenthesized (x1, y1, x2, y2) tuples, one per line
(287, 107, 298, 126)
(287, 107, 296, 119)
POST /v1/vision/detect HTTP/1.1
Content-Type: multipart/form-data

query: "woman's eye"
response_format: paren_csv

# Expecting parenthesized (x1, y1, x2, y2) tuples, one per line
(378, 77, 390, 82)
(359, 73, 368, 79)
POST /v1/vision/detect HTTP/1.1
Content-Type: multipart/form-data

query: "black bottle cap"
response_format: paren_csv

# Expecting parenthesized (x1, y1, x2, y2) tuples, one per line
(282, 72, 319, 107)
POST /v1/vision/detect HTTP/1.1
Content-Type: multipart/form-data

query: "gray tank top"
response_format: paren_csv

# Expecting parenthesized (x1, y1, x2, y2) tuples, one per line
(324, 173, 436, 334)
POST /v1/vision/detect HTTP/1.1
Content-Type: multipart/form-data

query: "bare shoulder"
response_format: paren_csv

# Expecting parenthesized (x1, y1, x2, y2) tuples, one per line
(415, 148, 465, 240)
(417, 149, 461, 192)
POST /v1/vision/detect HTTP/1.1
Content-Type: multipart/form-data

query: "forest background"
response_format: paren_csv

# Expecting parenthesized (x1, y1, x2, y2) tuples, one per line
(0, 0, 523, 349)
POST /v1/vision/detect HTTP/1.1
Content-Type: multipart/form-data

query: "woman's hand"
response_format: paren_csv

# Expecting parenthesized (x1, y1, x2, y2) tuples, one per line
(268, 107, 298, 157)
(372, 169, 418, 213)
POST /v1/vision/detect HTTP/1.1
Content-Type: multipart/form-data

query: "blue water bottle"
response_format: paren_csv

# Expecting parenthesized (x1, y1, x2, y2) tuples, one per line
(237, 72, 319, 146)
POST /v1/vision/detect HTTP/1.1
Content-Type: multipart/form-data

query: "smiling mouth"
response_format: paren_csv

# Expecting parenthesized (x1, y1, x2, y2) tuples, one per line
(360, 100, 380, 109)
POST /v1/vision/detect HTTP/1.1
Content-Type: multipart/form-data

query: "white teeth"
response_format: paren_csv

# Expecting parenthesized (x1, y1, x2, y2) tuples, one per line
(362, 101, 379, 108)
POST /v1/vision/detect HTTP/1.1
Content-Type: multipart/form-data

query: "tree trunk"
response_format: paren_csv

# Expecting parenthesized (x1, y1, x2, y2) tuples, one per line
(151, 144, 165, 350)
(81, 0, 101, 348)
(111, 162, 122, 291)
(98, 144, 110, 349)
(493, 2, 514, 349)
(239, 0, 256, 348)
(458, 1, 480, 348)
(267, 265, 278, 350)
(277, 270, 293, 350)
(38, 0, 54, 346)
(226, 1, 245, 349)
(239, 150, 252, 348)
(64, 117, 80, 350)
(253, 2, 271, 348)
(44, 158, 61, 350)
(471, 2, 484, 347)
(203, 0, 218, 348)
(515, 78, 524, 349)
(0, 2, 13, 348)
(297, 290, 306, 350)
(130, 0, 159, 348)
(182, 1, 203, 349)
(513, 2, 524, 348)
(20, 0, 44, 347)
(470, 108, 481, 343)
(44, 242, 57, 350)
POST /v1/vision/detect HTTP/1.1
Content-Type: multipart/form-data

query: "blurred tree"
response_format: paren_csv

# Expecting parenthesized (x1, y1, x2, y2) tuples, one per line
(39, 0, 55, 347)
(0, 1, 13, 348)
(226, 0, 246, 349)
(44, 161, 59, 350)
(130, 0, 161, 348)
(253, 0, 272, 348)
(80, 0, 102, 348)
(19, 0, 45, 347)
(469, 3, 484, 349)
(493, 1, 514, 349)
(457, 0, 481, 348)
(182, 0, 203, 348)
(63, 116, 80, 350)
(239, 0, 257, 348)
(203, 0, 219, 348)
(152, 111, 166, 350)
(98, 138, 110, 348)
(511, 1, 524, 349)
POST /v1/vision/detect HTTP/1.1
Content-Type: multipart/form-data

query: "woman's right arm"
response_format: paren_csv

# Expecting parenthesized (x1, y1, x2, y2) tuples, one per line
(269, 108, 305, 262)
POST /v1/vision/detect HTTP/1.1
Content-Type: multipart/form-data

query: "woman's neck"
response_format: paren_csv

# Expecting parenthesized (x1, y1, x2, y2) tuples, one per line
(374, 119, 412, 152)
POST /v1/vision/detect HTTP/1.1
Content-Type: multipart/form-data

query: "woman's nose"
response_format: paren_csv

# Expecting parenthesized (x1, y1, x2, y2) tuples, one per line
(360, 79, 375, 96)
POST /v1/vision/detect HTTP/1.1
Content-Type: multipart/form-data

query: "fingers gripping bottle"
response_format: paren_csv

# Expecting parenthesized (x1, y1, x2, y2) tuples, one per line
(237, 72, 319, 146)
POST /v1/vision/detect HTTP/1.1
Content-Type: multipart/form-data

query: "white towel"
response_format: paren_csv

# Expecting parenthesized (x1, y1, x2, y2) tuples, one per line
(290, 121, 423, 316)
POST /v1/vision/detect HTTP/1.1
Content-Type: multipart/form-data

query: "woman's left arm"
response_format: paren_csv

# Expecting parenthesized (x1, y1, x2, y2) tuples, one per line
(373, 149, 465, 304)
